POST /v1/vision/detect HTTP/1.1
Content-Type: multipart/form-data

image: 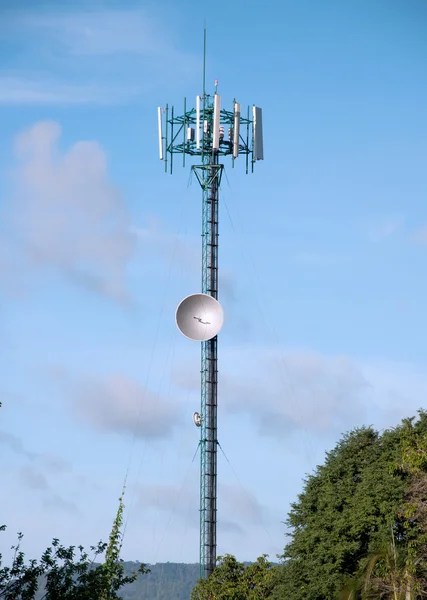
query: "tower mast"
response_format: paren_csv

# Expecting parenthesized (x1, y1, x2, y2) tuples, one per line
(199, 140, 220, 579)
(158, 31, 263, 579)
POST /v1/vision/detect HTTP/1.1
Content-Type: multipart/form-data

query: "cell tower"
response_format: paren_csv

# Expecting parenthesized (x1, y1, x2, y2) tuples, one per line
(157, 30, 263, 580)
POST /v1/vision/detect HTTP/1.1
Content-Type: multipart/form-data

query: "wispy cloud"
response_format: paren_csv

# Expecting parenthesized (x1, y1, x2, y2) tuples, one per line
(76, 374, 182, 439)
(220, 483, 269, 529)
(173, 346, 427, 441)
(10, 10, 187, 58)
(0, 76, 143, 106)
(0, 430, 36, 459)
(290, 250, 342, 266)
(412, 225, 427, 245)
(2, 120, 135, 303)
(138, 480, 198, 526)
(0, 431, 81, 515)
(0, 430, 72, 474)
(0, 8, 197, 105)
(136, 480, 270, 537)
(19, 464, 79, 514)
(1, 120, 233, 302)
(131, 222, 237, 303)
(131, 221, 200, 272)
(46, 366, 184, 440)
(222, 349, 370, 438)
(366, 217, 402, 242)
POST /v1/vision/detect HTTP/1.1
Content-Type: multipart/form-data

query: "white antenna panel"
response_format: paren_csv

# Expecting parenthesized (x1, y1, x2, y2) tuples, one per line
(196, 95, 201, 149)
(212, 94, 221, 150)
(176, 293, 224, 341)
(253, 106, 264, 161)
(157, 107, 164, 160)
(187, 127, 195, 141)
(233, 102, 241, 158)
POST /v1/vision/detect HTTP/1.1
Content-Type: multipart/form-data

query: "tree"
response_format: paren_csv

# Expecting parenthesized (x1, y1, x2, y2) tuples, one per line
(341, 415, 427, 599)
(339, 525, 416, 600)
(397, 414, 427, 594)
(339, 414, 427, 600)
(271, 411, 427, 600)
(0, 492, 148, 599)
(0, 529, 42, 600)
(190, 554, 278, 600)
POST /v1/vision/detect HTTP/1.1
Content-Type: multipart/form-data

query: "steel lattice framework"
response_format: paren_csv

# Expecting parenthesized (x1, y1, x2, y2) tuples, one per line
(158, 32, 263, 580)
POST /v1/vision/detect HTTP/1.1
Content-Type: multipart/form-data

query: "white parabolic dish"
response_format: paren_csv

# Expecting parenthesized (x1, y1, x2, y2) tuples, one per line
(176, 293, 224, 342)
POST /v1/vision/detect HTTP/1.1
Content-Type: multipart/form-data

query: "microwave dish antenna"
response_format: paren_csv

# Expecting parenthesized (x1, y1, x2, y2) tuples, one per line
(176, 293, 224, 342)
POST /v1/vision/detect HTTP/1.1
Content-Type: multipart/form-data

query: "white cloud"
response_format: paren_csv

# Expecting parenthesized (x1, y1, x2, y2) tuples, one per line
(361, 360, 427, 428)
(0, 430, 35, 459)
(290, 250, 344, 267)
(131, 220, 200, 272)
(0, 430, 73, 474)
(136, 479, 271, 537)
(0, 9, 198, 105)
(138, 481, 198, 524)
(173, 346, 427, 440)
(0, 76, 143, 106)
(75, 374, 182, 439)
(220, 483, 268, 526)
(45, 366, 184, 440)
(0, 436, 83, 516)
(131, 222, 237, 303)
(19, 464, 79, 514)
(2, 120, 135, 302)
(222, 349, 369, 437)
(20, 464, 50, 491)
(412, 225, 427, 245)
(13, 10, 188, 59)
(366, 217, 401, 242)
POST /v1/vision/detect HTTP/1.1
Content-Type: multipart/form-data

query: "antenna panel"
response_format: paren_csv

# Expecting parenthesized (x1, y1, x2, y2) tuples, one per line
(253, 106, 264, 161)
(157, 107, 164, 160)
(176, 293, 224, 341)
(196, 96, 201, 149)
(233, 102, 241, 158)
(187, 127, 195, 141)
(212, 94, 221, 150)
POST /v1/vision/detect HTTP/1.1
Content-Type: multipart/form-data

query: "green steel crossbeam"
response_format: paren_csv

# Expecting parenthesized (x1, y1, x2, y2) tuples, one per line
(192, 164, 223, 191)
(166, 107, 253, 164)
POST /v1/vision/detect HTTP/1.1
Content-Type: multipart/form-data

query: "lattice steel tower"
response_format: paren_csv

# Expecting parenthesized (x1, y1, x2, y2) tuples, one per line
(157, 30, 263, 580)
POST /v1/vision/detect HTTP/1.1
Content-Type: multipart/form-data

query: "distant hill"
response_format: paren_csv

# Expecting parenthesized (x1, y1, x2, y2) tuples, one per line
(34, 560, 279, 598)
(119, 560, 279, 599)
(120, 562, 200, 600)
(34, 561, 200, 600)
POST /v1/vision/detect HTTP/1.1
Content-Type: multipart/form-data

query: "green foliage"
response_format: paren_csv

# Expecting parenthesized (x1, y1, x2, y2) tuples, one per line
(0, 532, 42, 600)
(0, 494, 147, 600)
(241, 555, 279, 599)
(97, 489, 148, 600)
(272, 411, 427, 600)
(342, 413, 427, 599)
(190, 554, 279, 600)
(339, 525, 417, 599)
(38, 539, 146, 600)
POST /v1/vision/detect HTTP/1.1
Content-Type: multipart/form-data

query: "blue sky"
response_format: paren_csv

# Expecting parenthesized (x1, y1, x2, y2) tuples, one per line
(1, 0, 427, 568)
